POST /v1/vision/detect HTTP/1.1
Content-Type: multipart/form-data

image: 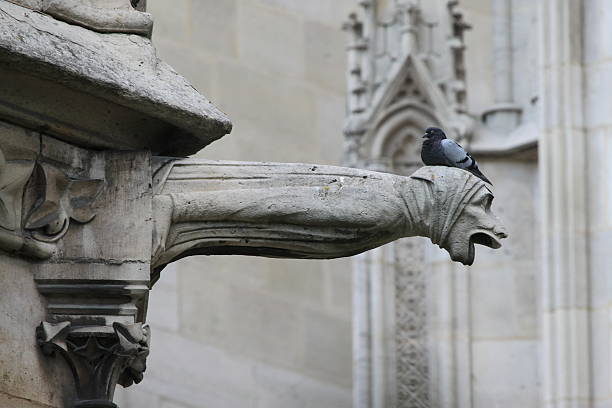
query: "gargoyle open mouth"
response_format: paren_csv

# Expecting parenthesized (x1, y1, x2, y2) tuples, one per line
(471, 231, 503, 249)
(465, 230, 506, 265)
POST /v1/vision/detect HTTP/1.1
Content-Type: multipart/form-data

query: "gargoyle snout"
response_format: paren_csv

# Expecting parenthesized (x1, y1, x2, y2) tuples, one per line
(494, 225, 508, 240)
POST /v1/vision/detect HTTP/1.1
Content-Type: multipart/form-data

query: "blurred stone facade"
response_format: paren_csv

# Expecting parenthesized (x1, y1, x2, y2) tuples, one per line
(347, 1, 612, 408)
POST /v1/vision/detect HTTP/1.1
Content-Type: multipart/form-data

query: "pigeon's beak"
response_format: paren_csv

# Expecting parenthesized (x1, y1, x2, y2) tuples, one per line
(422, 134, 428, 138)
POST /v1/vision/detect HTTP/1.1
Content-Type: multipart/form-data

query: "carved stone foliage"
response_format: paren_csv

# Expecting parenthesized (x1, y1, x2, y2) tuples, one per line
(25, 163, 104, 243)
(0, 148, 104, 259)
(37, 321, 150, 408)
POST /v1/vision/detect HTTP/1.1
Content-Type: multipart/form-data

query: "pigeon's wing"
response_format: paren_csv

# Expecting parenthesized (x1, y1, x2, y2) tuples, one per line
(440, 139, 473, 169)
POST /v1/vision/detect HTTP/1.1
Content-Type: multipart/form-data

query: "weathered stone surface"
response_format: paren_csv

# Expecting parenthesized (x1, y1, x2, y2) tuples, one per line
(7, 0, 154, 37)
(56, 150, 152, 263)
(0, 1, 232, 156)
(152, 161, 506, 268)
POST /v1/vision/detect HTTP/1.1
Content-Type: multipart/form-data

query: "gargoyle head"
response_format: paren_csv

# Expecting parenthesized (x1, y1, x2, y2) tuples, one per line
(410, 166, 507, 265)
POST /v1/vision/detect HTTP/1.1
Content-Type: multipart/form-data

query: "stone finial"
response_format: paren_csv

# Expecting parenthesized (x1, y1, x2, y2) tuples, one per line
(150, 161, 506, 270)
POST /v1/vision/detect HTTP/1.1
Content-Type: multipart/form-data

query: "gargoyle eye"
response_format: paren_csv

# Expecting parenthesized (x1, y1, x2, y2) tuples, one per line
(483, 194, 493, 211)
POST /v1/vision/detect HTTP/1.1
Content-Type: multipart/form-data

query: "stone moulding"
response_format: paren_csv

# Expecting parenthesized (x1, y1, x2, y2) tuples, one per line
(151, 160, 507, 270)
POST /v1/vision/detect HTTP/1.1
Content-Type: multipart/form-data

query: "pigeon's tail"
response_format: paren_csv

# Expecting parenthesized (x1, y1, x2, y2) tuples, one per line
(468, 166, 492, 185)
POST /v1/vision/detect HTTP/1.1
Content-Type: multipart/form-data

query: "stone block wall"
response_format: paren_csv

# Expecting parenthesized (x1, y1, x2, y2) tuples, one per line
(115, 1, 356, 407)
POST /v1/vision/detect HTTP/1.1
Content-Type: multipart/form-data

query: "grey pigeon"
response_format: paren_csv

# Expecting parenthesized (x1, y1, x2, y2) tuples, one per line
(421, 127, 492, 184)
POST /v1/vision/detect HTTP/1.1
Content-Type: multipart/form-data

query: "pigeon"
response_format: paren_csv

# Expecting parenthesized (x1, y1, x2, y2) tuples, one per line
(420, 127, 492, 184)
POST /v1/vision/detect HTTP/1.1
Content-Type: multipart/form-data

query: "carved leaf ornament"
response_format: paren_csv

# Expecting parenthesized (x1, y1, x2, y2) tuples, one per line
(0, 148, 104, 258)
(25, 164, 104, 242)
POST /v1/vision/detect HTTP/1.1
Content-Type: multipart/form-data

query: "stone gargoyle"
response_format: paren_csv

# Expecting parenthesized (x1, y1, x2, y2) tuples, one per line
(151, 160, 507, 272)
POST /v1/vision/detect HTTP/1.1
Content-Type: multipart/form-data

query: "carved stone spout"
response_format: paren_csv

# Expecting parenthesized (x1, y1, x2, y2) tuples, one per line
(151, 160, 507, 269)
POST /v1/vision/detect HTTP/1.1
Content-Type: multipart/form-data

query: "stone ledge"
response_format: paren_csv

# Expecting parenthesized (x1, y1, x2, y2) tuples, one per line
(0, 1, 232, 156)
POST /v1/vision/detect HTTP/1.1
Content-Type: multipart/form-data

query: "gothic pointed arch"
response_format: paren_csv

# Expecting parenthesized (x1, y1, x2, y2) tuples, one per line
(343, 2, 475, 407)
(368, 101, 440, 165)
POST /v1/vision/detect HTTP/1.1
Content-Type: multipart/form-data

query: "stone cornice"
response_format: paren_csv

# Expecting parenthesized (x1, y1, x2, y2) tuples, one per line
(0, 1, 232, 156)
